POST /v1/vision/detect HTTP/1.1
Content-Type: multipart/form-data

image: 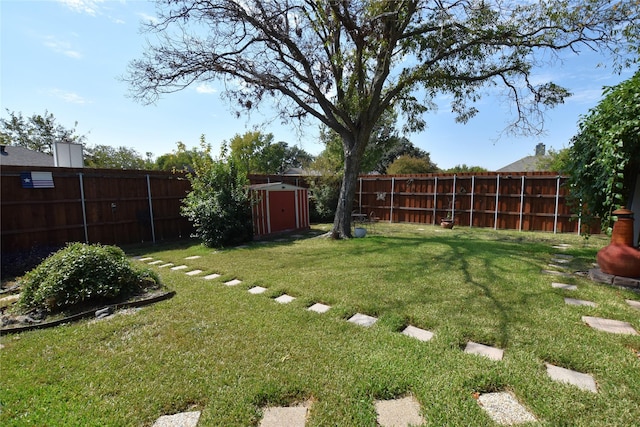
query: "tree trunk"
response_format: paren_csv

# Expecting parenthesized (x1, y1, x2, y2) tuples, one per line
(331, 145, 364, 239)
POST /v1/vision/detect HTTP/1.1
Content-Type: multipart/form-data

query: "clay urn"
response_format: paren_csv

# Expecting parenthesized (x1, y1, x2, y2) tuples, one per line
(596, 207, 640, 278)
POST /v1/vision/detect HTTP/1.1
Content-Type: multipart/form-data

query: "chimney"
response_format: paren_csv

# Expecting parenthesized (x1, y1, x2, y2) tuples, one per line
(535, 143, 545, 156)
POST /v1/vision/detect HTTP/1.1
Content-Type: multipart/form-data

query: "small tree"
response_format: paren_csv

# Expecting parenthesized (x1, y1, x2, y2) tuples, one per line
(181, 136, 253, 247)
(84, 144, 150, 169)
(387, 155, 437, 174)
(565, 69, 640, 234)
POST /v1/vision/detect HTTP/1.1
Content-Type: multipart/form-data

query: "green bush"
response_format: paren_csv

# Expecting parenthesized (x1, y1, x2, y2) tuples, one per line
(17, 243, 161, 313)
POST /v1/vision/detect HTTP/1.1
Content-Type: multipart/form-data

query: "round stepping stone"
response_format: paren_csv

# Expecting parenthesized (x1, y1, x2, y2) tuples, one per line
(171, 265, 188, 271)
(248, 286, 267, 294)
(259, 404, 309, 427)
(185, 270, 202, 276)
(375, 396, 424, 427)
(347, 313, 377, 327)
(308, 303, 331, 313)
(203, 273, 221, 280)
(401, 325, 434, 342)
(551, 282, 577, 290)
(184, 255, 201, 260)
(477, 392, 537, 425)
(153, 411, 201, 427)
(564, 297, 597, 307)
(545, 363, 597, 393)
(274, 294, 295, 304)
(158, 263, 174, 268)
(626, 299, 640, 310)
(582, 316, 638, 335)
(224, 279, 242, 286)
(464, 341, 504, 361)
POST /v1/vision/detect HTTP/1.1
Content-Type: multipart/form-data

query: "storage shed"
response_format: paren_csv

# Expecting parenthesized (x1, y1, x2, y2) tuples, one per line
(250, 182, 310, 237)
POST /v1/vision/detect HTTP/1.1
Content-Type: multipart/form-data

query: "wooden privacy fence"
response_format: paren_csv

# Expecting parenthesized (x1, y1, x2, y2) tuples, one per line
(1, 166, 192, 252)
(356, 172, 594, 234)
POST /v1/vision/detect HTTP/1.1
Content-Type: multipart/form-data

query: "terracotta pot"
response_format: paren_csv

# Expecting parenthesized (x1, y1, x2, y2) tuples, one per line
(440, 220, 454, 229)
(597, 207, 640, 278)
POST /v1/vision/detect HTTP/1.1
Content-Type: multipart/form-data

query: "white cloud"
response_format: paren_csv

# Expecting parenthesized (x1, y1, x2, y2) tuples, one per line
(43, 36, 82, 59)
(56, 0, 105, 16)
(195, 83, 218, 94)
(49, 89, 89, 104)
(137, 12, 159, 24)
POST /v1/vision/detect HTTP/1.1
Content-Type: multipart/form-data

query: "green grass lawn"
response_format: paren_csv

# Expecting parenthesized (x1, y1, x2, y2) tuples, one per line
(2, 224, 639, 426)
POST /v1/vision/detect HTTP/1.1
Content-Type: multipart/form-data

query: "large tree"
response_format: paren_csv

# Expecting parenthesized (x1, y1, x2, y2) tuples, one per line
(84, 144, 153, 169)
(127, 0, 638, 238)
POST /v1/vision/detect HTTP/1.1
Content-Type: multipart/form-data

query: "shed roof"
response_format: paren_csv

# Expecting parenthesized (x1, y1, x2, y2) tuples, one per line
(249, 182, 305, 191)
(0, 145, 55, 167)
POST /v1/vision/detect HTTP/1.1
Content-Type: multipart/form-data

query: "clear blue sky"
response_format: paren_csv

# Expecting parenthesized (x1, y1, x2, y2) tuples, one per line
(1, 0, 635, 170)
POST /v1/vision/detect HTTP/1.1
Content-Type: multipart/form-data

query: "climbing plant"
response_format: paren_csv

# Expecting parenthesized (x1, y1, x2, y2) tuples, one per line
(565, 69, 640, 234)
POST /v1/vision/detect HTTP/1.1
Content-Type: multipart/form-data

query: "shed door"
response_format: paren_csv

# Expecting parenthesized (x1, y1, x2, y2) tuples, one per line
(269, 191, 296, 233)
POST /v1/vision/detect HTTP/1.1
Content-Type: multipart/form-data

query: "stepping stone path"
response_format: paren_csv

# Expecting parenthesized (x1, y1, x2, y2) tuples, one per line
(274, 294, 296, 304)
(171, 265, 188, 271)
(582, 316, 638, 335)
(248, 286, 267, 294)
(477, 392, 537, 425)
(551, 282, 577, 291)
(564, 298, 597, 307)
(401, 325, 434, 342)
(259, 403, 309, 427)
(152, 411, 201, 427)
(464, 341, 504, 361)
(224, 279, 242, 286)
(185, 270, 202, 276)
(308, 303, 331, 313)
(375, 395, 424, 427)
(627, 300, 640, 310)
(545, 363, 597, 393)
(348, 313, 377, 327)
(203, 273, 221, 280)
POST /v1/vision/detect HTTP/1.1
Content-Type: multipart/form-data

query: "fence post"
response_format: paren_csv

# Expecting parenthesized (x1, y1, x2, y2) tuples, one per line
(470, 175, 475, 227)
(358, 177, 362, 213)
(146, 174, 156, 243)
(78, 173, 89, 243)
(452, 174, 457, 220)
(554, 175, 560, 234)
(519, 176, 525, 232)
(389, 177, 395, 223)
(433, 176, 438, 225)
(494, 174, 500, 230)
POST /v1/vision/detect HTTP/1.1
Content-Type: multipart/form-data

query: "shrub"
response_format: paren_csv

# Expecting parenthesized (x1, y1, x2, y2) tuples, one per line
(17, 243, 161, 313)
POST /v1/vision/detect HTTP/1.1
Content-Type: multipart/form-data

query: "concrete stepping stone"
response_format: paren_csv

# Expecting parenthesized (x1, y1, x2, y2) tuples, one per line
(582, 316, 638, 335)
(626, 300, 640, 310)
(203, 273, 221, 280)
(551, 258, 571, 264)
(375, 395, 424, 427)
(542, 269, 572, 278)
(138, 257, 153, 262)
(545, 363, 597, 393)
(248, 286, 267, 294)
(185, 270, 202, 276)
(158, 263, 174, 268)
(401, 325, 434, 342)
(548, 263, 568, 270)
(477, 392, 537, 425)
(259, 403, 309, 427)
(552, 244, 571, 249)
(224, 279, 242, 286)
(171, 265, 188, 271)
(564, 297, 597, 307)
(308, 303, 331, 313)
(464, 341, 504, 361)
(148, 260, 164, 265)
(275, 294, 296, 304)
(348, 313, 377, 327)
(551, 282, 577, 290)
(152, 410, 201, 427)
(184, 255, 201, 260)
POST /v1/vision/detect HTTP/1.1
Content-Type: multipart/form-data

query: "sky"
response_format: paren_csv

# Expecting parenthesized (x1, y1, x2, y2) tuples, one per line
(1, 0, 636, 171)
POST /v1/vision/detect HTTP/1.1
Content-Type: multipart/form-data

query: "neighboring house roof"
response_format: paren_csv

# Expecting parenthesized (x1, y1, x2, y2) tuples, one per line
(282, 167, 321, 176)
(0, 145, 54, 167)
(496, 155, 549, 172)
